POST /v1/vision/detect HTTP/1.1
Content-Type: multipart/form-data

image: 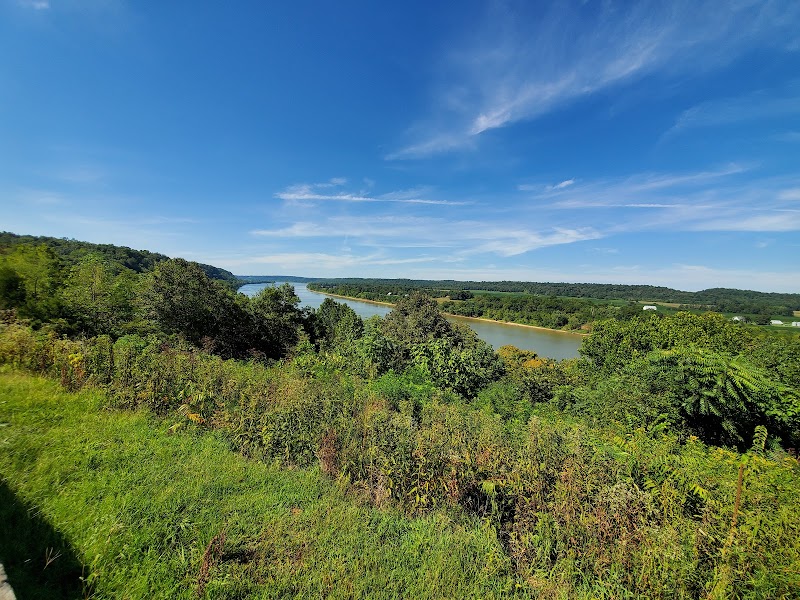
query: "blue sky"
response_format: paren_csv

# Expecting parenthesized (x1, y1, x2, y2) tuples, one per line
(1, 0, 799, 292)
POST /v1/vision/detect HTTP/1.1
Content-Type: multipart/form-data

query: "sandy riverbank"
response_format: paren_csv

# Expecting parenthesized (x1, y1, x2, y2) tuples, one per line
(313, 290, 587, 337)
(316, 291, 396, 308)
(445, 313, 588, 337)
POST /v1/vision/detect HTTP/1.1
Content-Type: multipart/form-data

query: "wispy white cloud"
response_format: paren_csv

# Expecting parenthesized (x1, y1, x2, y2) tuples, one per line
(259, 166, 800, 273)
(391, 1, 800, 158)
(773, 131, 800, 142)
(251, 222, 328, 238)
(385, 133, 477, 160)
(16, 188, 67, 205)
(664, 84, 800, 138)
(458, 226, 602, 257)
(275, 180, 469, 206)
(251, 212, 603, 258)
(518, 179, 576, 193)
(252, 216, 441, 240)
(691, 212, 800, 232)
(215, 252, 448, 273)
(20, 0, 50, 9)
(551, 179, 574, 190)
(778, 188, 800, 201)
(521, 165, 800, 234)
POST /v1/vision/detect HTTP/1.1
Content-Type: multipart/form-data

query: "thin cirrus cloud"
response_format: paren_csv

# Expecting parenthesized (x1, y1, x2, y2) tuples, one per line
(692, 212, 800, 233)
(219, 252, 449, 273)
(520, 165, 800, 234)
(259, 165, 800, 266)
(251, 215, 447, 242)
(537, 165, 748, 207)
(275, 180, 470, 206)
(251, 211, 603, 258)
(20, 0, 49, 9)
(389, 1, 800, 159)
(663, 84, 800, 139)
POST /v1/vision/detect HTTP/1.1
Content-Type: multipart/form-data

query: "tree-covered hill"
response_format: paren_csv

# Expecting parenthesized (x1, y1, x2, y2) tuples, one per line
(0, 232, 239, 288)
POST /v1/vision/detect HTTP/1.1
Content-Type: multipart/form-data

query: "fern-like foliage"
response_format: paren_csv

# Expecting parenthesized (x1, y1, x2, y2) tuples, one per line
(644, 347, 799, 450)
(751, 425, 768, 455)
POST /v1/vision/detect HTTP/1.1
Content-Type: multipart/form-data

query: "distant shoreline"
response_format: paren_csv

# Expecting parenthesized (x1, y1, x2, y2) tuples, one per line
(315, 291, 396, 308)
(313, 290, 587, 337)
(445, 313, 588, 337)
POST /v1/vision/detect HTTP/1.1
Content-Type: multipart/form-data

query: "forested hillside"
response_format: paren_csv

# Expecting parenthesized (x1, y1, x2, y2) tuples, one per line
(0, 232, 240, 287)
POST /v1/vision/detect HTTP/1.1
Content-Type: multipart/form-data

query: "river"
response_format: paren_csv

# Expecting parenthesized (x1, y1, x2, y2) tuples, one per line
(239, 282, 583, 360)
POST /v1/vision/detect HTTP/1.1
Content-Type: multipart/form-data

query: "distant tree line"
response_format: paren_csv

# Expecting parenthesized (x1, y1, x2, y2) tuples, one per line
(309, 278, 800, 316)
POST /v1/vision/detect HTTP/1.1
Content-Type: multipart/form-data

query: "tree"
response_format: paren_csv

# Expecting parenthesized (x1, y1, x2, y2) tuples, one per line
(0, 266, 26, 309)
(312, 298, 364, 351)
(642, 347, 799, 449)
(3, 244, 62, 300)
(381, 292, 453, 346)
(61, 254, 138, 336)
(139, 258, 232, 345)
(412, 336, 503, 398)
(580, 312, 753, 375)
(247, 283, 305, 360)
(355, 316, 399, 377)
(379, 292, 503, 397)
(449, 290, 473, 300)
(0, 244, 62, 321)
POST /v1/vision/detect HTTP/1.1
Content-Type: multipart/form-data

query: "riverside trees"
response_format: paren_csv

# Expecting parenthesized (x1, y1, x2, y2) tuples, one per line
(0, 242, 308, 361)
(356, 292, 503, 398)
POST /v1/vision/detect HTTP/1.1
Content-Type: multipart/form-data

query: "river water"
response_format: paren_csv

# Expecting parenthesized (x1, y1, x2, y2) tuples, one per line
(239, 282, 583, 360)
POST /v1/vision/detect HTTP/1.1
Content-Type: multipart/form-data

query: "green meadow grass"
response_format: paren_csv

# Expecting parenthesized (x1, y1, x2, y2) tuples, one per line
(0, 369, 523, 599)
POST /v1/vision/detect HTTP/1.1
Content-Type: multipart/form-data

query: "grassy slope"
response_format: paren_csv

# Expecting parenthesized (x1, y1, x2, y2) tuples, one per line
(0, 370, 521, 599)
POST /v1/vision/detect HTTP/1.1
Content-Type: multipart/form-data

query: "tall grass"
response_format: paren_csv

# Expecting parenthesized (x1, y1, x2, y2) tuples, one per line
(0, 370, 521, 599)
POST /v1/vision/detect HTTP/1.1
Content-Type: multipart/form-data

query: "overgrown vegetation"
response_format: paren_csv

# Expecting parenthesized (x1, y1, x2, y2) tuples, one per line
(1, 233, 799, 598)
(0, 371, 518, 599)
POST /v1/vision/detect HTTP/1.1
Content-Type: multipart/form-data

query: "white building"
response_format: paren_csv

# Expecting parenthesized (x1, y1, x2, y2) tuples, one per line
(771, 320, 784, 325)
(792, 322, 800, 327)
(643, 305, 657, 311)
